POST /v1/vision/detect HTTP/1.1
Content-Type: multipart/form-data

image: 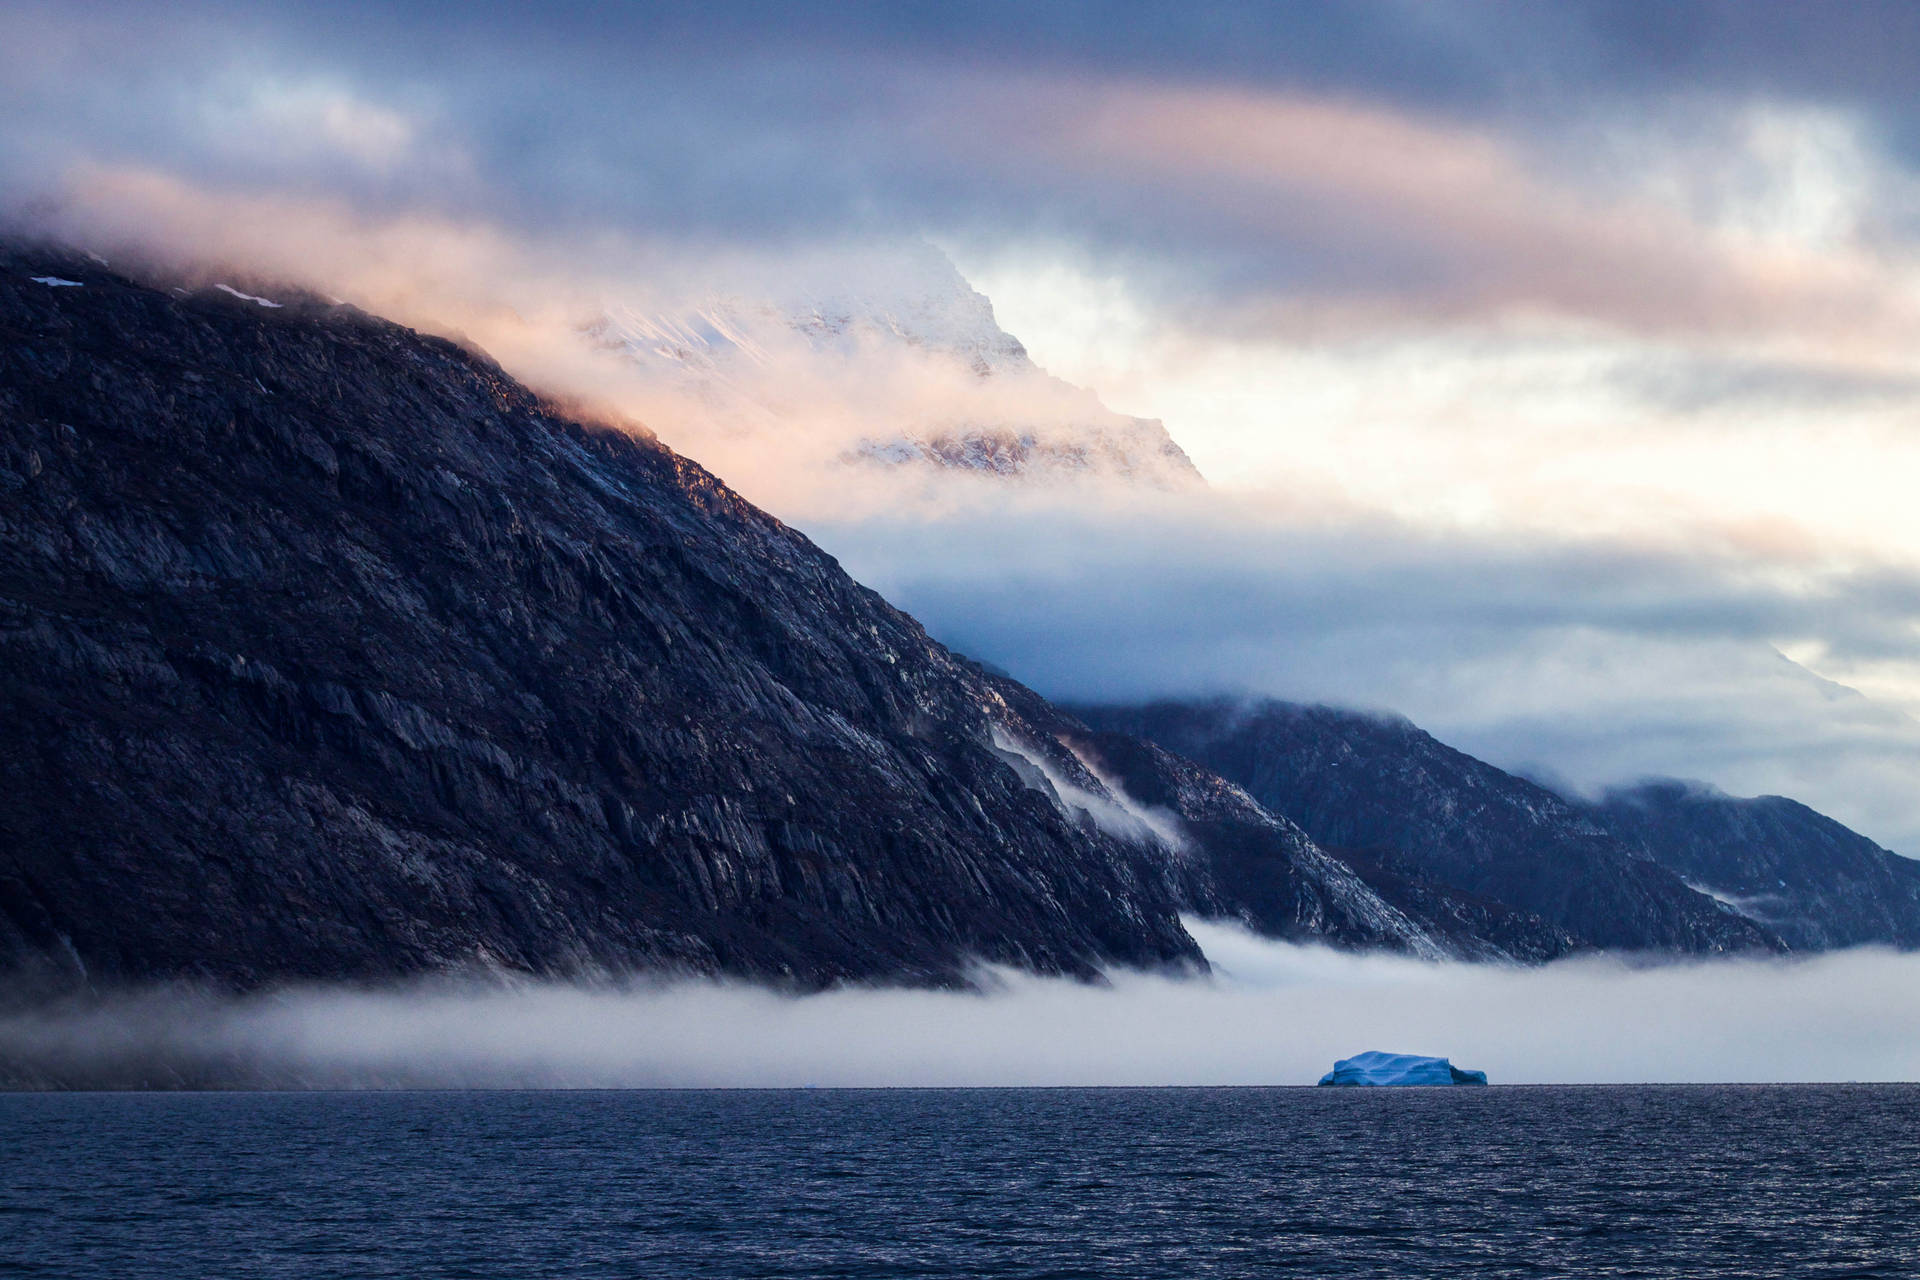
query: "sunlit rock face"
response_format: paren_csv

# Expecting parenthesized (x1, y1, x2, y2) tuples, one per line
(582, 244, 1202, 488)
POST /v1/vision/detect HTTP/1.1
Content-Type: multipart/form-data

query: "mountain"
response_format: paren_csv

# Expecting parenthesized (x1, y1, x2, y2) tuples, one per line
(19, 245, 1865, 996)
(2, 246, 1456, 995)
(975, 681, 1464, 960)
(1593, 781, 1920, 950)
(0, 246, 1226, 991)
(582, 246, 1201, 487)
(1073, 700, 1782, 955)
(1017, 717, 1579, 963)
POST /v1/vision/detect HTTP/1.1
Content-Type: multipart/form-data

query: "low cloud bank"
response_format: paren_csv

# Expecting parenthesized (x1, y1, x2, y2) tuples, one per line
(6, 921, 1917, 1089)
(818, 497, 1920, 857)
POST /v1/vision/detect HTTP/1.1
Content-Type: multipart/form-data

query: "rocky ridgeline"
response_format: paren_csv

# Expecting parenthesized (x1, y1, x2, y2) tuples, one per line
(1074, 700, 1787, 955)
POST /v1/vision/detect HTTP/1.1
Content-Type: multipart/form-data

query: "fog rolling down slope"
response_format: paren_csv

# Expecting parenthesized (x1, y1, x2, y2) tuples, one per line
(3, 245, 1485, 994)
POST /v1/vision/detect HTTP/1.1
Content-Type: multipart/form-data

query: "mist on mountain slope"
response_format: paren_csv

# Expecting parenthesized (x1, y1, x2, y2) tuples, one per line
(6, 920, 1918, 1088)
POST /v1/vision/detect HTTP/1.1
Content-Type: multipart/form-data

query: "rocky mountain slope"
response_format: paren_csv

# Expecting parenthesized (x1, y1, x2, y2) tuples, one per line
(1, 247, 1441, 994)
(982, 687, 1578, 963)
(1594, 781, 1920, 950)
(0, 247, 1226, 991)
(18, 245, 1877, 995)
(977, 680, 1467, 960)
(1074, 700, 1782, 955)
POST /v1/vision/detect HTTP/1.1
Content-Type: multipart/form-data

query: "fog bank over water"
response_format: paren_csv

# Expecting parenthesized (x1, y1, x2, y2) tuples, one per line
(5, 922, 1917, 1089)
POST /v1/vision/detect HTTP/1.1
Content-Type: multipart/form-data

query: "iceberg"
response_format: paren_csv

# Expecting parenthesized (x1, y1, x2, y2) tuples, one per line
(1318, 1051, 1488, 1087)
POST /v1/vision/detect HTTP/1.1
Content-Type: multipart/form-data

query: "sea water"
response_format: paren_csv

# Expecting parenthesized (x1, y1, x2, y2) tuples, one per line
(4, 1085, 1917, 1277)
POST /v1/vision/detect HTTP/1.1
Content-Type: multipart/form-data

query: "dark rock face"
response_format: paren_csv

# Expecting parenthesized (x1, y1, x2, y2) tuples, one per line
(1039, 727, 1454, 958)
(1, 247, 1224, 990)
(1312, 846, 1580, 964)
(1045, 725, 1579, 962)
(1594, 782, 1920, 950)
(1073, 700, 1783, 955)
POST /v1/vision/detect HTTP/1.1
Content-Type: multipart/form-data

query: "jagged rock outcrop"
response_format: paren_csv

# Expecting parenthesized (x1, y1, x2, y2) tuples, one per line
(1074, 700, 1783, 955)
(1593, 781, 1920, 950)
(2, 246, 1228, 991)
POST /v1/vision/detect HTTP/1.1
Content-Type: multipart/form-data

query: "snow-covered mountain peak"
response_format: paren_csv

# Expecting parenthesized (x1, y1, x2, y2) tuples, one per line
(581, 244, 1201, 488)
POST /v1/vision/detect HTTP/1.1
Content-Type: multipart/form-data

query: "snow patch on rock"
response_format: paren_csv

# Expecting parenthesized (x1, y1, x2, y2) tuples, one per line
(215, 284, 283, 308)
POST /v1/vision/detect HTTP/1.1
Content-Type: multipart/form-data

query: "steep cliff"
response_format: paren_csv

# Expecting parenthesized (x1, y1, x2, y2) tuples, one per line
(1, 246, 1219, 990)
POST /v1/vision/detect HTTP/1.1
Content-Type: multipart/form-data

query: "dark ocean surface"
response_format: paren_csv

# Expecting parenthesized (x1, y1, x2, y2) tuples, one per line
(3, 1085, 1917, 1278)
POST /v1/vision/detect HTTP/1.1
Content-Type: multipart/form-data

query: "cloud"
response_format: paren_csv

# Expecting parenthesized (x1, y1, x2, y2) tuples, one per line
(8, 0, 1920, 862)
(991, 726, 1187, 851)
(1609, 352, 1920, 414)
(6, 920, 1918, 1087)
(984, 83, 1896, 342)
(11, 0, 1920, 346)
(811, 493, 1920, 854)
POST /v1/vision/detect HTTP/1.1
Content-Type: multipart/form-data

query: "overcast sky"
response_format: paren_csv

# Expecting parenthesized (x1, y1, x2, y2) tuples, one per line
(8, 0, 1920, 849)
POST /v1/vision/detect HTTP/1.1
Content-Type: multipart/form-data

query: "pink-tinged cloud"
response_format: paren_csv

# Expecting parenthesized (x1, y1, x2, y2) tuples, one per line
(955, 80, 1906, 344)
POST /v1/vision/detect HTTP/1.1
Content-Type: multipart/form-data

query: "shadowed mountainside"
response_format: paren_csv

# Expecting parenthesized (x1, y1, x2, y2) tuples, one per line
(1594, 781, 1920, 950)
(0, 247, 1224, 990)
(1073, 700, 1784, 955)
(14, 246, 1868, 997)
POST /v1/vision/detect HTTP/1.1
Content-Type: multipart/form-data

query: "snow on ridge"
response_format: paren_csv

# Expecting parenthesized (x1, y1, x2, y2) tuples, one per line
(215, 284, 283, 308)
(31, 276, 84, 287)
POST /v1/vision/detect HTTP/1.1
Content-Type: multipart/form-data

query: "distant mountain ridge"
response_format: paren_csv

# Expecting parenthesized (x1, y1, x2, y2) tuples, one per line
(1080, 698, 1920, 955)
(1594, 780, 1920, 950)
(1073, 700, 1784, 955)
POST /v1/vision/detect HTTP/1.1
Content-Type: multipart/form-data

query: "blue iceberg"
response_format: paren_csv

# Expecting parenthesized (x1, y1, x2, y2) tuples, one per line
(1318, 1051, 1488, 1087)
